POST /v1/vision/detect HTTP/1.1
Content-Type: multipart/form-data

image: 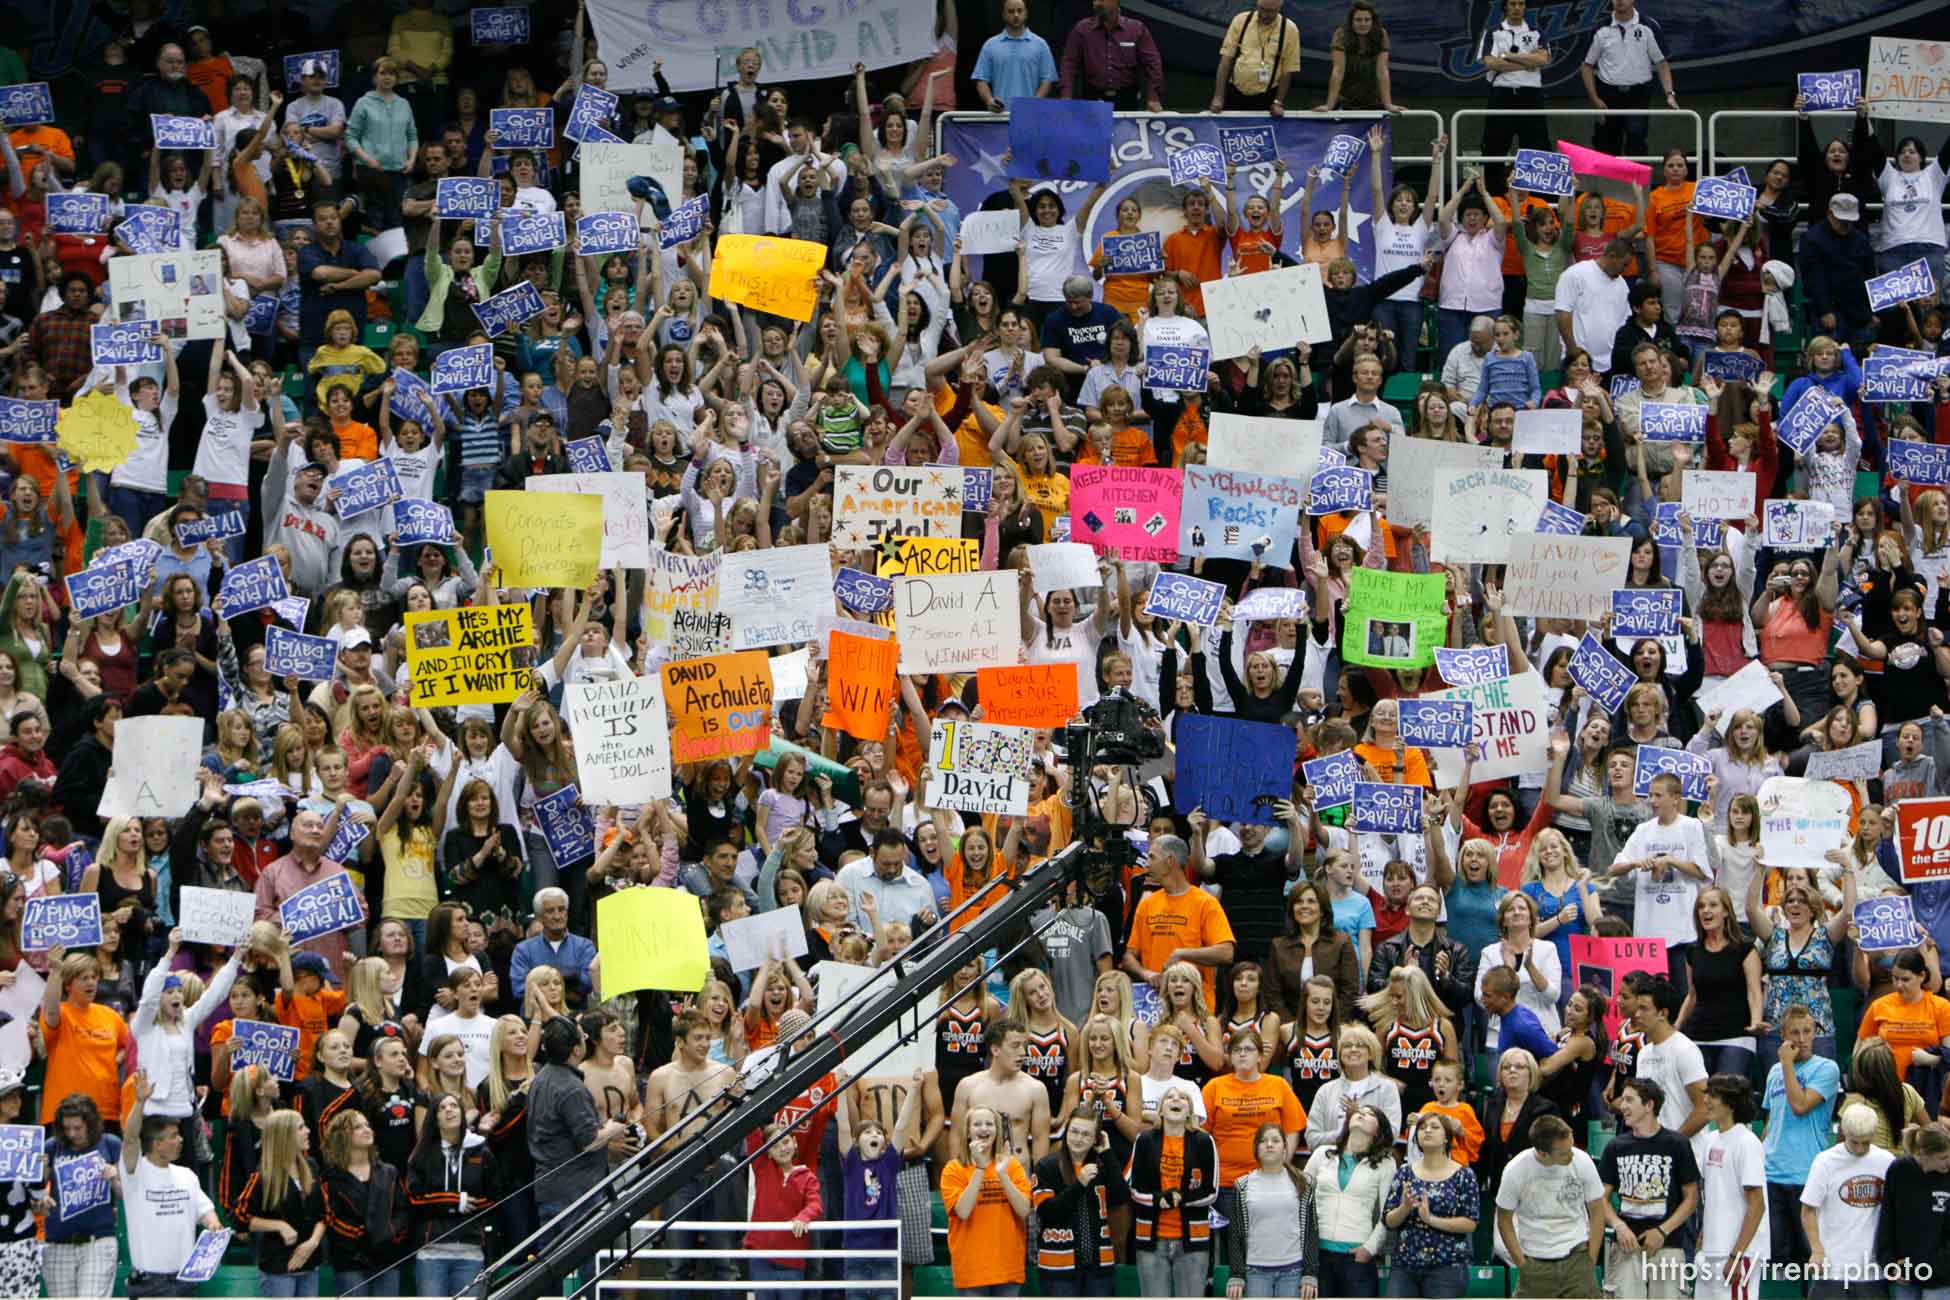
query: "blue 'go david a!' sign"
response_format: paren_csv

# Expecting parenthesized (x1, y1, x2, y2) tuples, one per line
(265, 626, 338, 681)
(472, 6, 532, 42)
(1434, 643, 1508, 686)
(577, 211, 639, 257)
(1867, 258, 1937, 313)
(1102, 231, 1164, 275)
(473, 281, 545, 338)
(1141, 571, 1226, 626)
(489, 105, 551, 149)
(53, 1154, 111, 1217)
(0, 397, 58, 444)
(66, 558, 144, 620)
(1799, 70, 1860, 110)
(231, 1019, 300, 1081)
(1351, 781, 1422, 834)
(1396, 698, 1473, 749)
(436, 176, 499, 220)
(535, 784, 594, 866)
(1611, 587, 1682, 638)
(279, 871, 366, 944)
(328, 459, 403, 520)
(1302, 750, 1358, 810)
(0, 1126, 41, 1181)
(1689, 176, 1756, 222)
(1144, 344, 1208, 393)
(23, 894, 102, 952)
(1510, 149, 1575, 196)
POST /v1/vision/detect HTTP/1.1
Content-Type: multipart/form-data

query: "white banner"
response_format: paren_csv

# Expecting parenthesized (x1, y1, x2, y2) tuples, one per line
(566, 676, 674, 805)
(587, 0, 939, 93)
(1511, 408, 1583, 455)
(1501, 535, 1633, 622)
(1866, 37, 1950, 124)
(101, 717, 206, 818)
(1025, 543, 1101, 595)
(177, 886, 256, 946)
(1429, 467, 1548, 565)
(107, 250, 226, 340)
(529, 471, 651, 569)
(1385, 440, 1505, 531)
(719, 544, 835, 650)
(1759, 776, 1853, 869)
(895, 571, 1021, 673)
(1207, 414, 1324, 480)
(924, 719, 1032, 815)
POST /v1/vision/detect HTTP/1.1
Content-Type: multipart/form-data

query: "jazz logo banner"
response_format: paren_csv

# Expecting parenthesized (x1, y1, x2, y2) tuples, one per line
(1351, 782, 1422, 834)
(663, 652, 775, 764)
(1103, 231, 1165, 274)
(710, 234, 827, 322)
(405, 604, 535, 707)
(231, 1019, 300, 1081)
(1569, 631, 1634, 712)
(1854, 895, 1918, 951)
(1510, 149, 1576, 196)
(832, 465, 963, 547)
(435, 176, 499, 219)
(1167, 144, 1226, 187)
(265, 627, 337, 681)
(1690, 176, 1757, 221)
(1611, 588, 1681, 637)
(1145, 344, 1209, 393)
(1179, 465, 1302, 564)
(1302, 750, 1358, 810)
(1639, 403, 1709, 441)
(1799, 70, 1861, 110)
(23, 894, 101, 951)
(1397, 699, 1473, 749)
(1069, 465, 1183, 564)
(1867, 257, 1938, 311)
(1175, 715, 1298, 825)
(925, 720, 1032, 815)
(1633, 745, 1712, 800)
(1434, 644, 1508, 687)
(1219, 125, 1278, 166)
(1142, 572, 1226, 626)
(489, 106, 554, 149)
(280, 872, 366, 944)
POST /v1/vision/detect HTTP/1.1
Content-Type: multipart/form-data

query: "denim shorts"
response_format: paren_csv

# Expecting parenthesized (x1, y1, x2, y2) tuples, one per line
(458, 464, 497, 505)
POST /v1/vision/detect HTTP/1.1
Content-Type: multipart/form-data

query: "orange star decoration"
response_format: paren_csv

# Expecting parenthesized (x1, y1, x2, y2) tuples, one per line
(56, 390, 139, 473)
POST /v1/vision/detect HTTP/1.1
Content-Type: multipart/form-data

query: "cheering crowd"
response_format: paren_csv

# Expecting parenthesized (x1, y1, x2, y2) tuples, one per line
(1, 0, 1950, 1297)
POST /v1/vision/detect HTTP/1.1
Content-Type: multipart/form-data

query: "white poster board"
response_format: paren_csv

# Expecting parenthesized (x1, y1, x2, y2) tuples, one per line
(0, 964, 43, 1074)
(107, 249, 225, 340)
(177, 886, 256, 946)
(529, 472, 652, 569)
(1680, 470, 1756, 521)
(100, 716, 206, 818)
(1201, 263, 1332, 359)
(1866, 37, 1950, 124)
(1429, 467, 1548, 565)
(1207, 414, 1324, 479)
(957, 210, 1022, 256)
(1025, 543, 1101, 595)
(565, 676, 674, 805)
(1427, 670, 1551, 785)
(1501, 535, 1633, 622)
(1386, 440, 1506, 531)
(719, 908, 810, 972)
(1758, 775, 1853, 869)
(812, 960, 940, 1076)
(895, 571, 1022, 673)
(1511, 408, 1583, 455)
(924, 719, 1033, 815)
(718, 544, 836, 650)
(579, 138, 682, 220)
(1696, 660, 1785, 732)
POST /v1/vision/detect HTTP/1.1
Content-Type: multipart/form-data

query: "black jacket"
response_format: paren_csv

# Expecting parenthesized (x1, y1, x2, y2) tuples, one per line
(1367, 928, 1477, 1017)
(1477, 1090, 1560, 1204)
(1125, 1126, 1220, 1251)
(405, 1132, 500, 1251)
(52, 735, 112, 839)
(322, 1160, 412, 1272)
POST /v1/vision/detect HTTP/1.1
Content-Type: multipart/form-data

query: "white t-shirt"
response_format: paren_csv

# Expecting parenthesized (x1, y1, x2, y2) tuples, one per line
(1876, 162, 1948, 250)
(1373, 217, 1430, 302)
(124, 1156, 215, 1275)
(1616, 816, 1710, 945)
(1138, 1075, 1208, 1123)
(1475, 939, 1563, 1038)
(1799, 1143, 1894, 1282)
(157, 185, 205, 252)
(421, 1007, 497, 1088)
(215, 107, 271, 183)
(442, 745, 522, 831)
(1026, 606, 1109, 710)
(114, 387, 178, 492)
(1553, 260, 1632, 373)
(1022, 219, 1082, 302)
(192, 394, 264, 488)
(1637, 1031, 1710, 1164)
(1699, 1124, 1770, 1265)
(1495, 1146, 1606, 1260)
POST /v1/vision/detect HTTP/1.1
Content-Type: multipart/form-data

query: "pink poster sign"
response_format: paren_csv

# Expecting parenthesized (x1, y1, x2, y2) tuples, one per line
(1068, 465, 1183, 564)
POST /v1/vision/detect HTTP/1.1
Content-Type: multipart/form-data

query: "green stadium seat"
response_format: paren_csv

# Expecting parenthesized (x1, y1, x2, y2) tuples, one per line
(915, 1264, 956, 1295)
(1468, 1263, 1507, 1297)
(1383, 371, 1432, 405)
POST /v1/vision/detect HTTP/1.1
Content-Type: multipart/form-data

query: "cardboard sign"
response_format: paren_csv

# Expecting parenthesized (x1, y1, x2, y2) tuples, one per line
(1695, 660, 1784, 732)
(534, 784, 594, 867)
(663, 652, 774, 764)
(1762, 498, 1835, 548)
(0, 397, 58, 444)
(53, 1155, 112, 1217)
(1503, 535, 1633, 622)
(1434, 644, 1508, 687)
(1397, 698, 1473, 749)
(1888, 440, 1950, 486)
(177, 1229, 234, 1285)
(473, 280, 547, 338)
(1219, 124, 1278, 166)
(957, 210, 1021, 256)
(1863, 352, 1944, 404)
(1511, 408, 1583, 454)
(564, 83, 622, 143)
(1302, 751, 1358, 810)
(564, 676, 674, 805)
(502, 209, 567, 256)
(326, 816, 370, 867)
(231, 1018, 300, 1080)
(659, 194, 709, 249)
(719, 544, 835, 650)
(977, 665, 1079, 729)
(1510, 148, 1576, 196)
(1176, 714, 1298, 824)
(1799, 70, 1861, 111)
(1005, 99, 1113, 183)
(177, 886, 256, 947)
(1069, 465, 1183, 564)
(1201, 262, 1332, 358)
(1025, 543, 1100, 596)
(1758, 775, 1852, 868)
(435, 175, 500, 220)
(1569, 934, 1668, 1039)
(328, 458, 402, 520)
(1143, 572, 1227, 626)
(1145, 343, 1210, 393)
(1424, 670, 1550, 787)
(895, 571, 1020, 674)
(877, 537, 982, 579)
(596, 888, 710, 996)
(529, 470, 652, 569)
(710, 234, 827, 322)
(1611, 587, 1682, 638)
(1208, 413, 1324, 480)
(832, 464, 963, 548)
(100, 715, 204, 819)
(22, 894, 101, 952)
(1867, 257, 1938, 312)
(1653, 502, 1723, 549)
(1633, 745, 1712, 801)
(1866, 37, 1950, 123)
(264, 627, 337, 682)
(1179, 465, 1303, 565)
(1341, 568, 1446, 670)
(1690, 176, 1757, 221)
(1569, 631, 1634, 712)
(925, 719, 1033, 815)
(0, 1127, 43, 1182)
(1351, 782, 1422, 834)
(151, 114, 216, 150)
(405, 604, 534, 707)
(1102, 231, 1165, 274)
(1802, 739, 1884, 782)
(1167, 143, 1227, 187)
(1680, 470, 1757, 521)
(1319, 132, 1367, 180)
(1430, 467, 1548, 564)
(811, 960, 940, 1076)
(1640, 402, 1709, 441)
(822, 630, 900, 741)
(280, 872, 366, 944)
(486, 488, 602, 586)
(1854, 895, 1919, 951)
(1388, 440, 1506, 530)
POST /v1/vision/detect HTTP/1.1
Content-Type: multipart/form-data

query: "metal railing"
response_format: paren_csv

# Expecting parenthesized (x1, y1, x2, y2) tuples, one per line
(1449, 107, 1703, 192)
(593, 1220, 902, 1294)
(1707, 108, 1950, 221)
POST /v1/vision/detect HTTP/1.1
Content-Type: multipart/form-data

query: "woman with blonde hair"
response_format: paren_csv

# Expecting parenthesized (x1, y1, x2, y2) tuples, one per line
(1747, 864, 1855, 1065)
(1687, 706, 1782, 824)
(319, 1109, 411, 1297)
(205, 706, 262, 778)
(1007, 967, 1079, 1142)
(1677, 886, 1764, 1078)
(270, 724, 320, 799)
(940, 1104, 1034, 1292)
(1303, 1023, 1400, 1150)
(79, 815, 157, 967)
(236, 1109, 325, 1293)
(801, 878, 854, 963)
(522, 964, 568, 1035)
(475, 1013, 540, 1244)
(695, 978, 748, 1065)
(419, 1033, 479, 1130)
(1057, 1011, 1144, 1168)
(1617, 680, 1676, 747)
(1158, 959, 1226, 1085)
(1474, 892, 1562, 1038)
(336, 956, 398, 1070)
(338, 683, 392, 799)
(1090, 967, 1151, 1072)
(507, 687, 582, 896)
(1361, 965, 1457, 1116)
(1519, 827, 1602, 996)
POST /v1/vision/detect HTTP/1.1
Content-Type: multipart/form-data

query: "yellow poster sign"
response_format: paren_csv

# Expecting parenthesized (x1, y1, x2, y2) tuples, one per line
(404, 604, 535, 706)
(486, 490, 602, 589)
(596, 887, 710, 996)
(56, 391, 138, 472)
(709, 234, 826, 322)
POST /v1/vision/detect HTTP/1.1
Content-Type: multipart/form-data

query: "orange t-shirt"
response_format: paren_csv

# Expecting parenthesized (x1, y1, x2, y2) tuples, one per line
(948, 853, 1018, 932)
(1163, 225, 1224, 316)
(1229, 226, 1280, 276)
(333, 419, 380, 462)
(1416, 1100, 1486, 1165)
(276, 987, 348, 1081)
(1104, 427, 1157, 466)
(1129, 886, 1236, 1008)
(940, 1158, 1032, 1287)
(1201, 1073, 1305, 1187)
(1857, 991, 1950, 1077)
(1646, 183, 1708, 268)
(8, 447, 84, 578)
(1156, 1133, 1186, 1237)
(39, 1001, 132, 1123)
(1354, 741, 1434, 789)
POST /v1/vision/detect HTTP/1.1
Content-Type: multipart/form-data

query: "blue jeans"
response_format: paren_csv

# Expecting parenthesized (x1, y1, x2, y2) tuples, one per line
(846, 1255, 899, 1299)
(536, 1200, 597, 1288)
(1877, 241, 1948, 303)
(106, 484, 171, 537)
(1697, 1043, 1754, 1082)
(1387, 1262, 1468, 1298)
(750, 1258, 807, 1292)
(335, 1265, 403, 1296)
(1246, 1261, 1306, 1297)
(1374, 298, 1425, 371)
(255, 1271, 320, 1297)
(1041, 1273, 1116, 1297)
(1136, 1241, 1209, 1297)
(1890, 1285, 1950, 1300)
(1320, 1249, 1379, 1296)
(1436, 308, 1477, 364)
(415, 1254, 484, 1297)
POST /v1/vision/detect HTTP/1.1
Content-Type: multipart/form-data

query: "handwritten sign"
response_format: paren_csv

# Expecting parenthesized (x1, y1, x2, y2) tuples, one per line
(1611, 587, 1681, 638)
(1430, 466, 1548, 564)
(1352, 782, 1422, 834)
(1633, 745, 1712, 801)
(1511, 148, 1576, 196)
(925, 719, 1032, 815)
(1758, 774, 1853, 868)
(0, 1126, 43, 1182)
(280, 872, 366, 944)
(710, 234, 827, 322)
(1179, 464, 1302, 564)
(663, 652, 774, 764)
(177, 1229, 234, 1285)
(1799, 70, 1861, 110)
(648, 549, 727, 659)
(957, 210, 1021, 256)
(1397, 698, 1473, 749)
(405, 604, 534, 707)
(977, 664, 1079, 729)
(1866, 37, 1950, 124)
(1069, 465, 1183, 564)
(1702, 350, 1764, 384)
(719, 908, 810, 972)
(1504, 535, 1633, 622)
(1424, 671, 1550, 787)
(1201, 262, 1332, 358)
(1569, 631, 1635, 712)
(1867, 257, 1938, 312)
(1167, 143, 1226, 187)
(1803, 739, 1884, 782)
(895, 571, 1020, 674)
(566, 677, 674, 805)
(1219, 124, 1278, 166)
(1511, 407, 1583, 454)
(1762, 498, 1833, 548)
(328, 458, 402, 520)
(1341, 568, 1446, 670)
(528, 469, 651, 569)
(151, 114, 216, 149)
(264, 626, 337, 682)
(485, 488, 602, 587)
(231, 1019, 300, 1081)
(1434, 644, 1508, 687)
(1535, 500, 1587, 536)
(1307, 466, 1372, 515)
(472, 280, 546, 338)
(595, 887, 709, 996)
(0, 83, 54, 127)
(1854, 895, 1919, 951)
(1210, 413, 1325, 480)
(1302, 751, 1358, 810)
(1680, 470, 1756, 522)
(1690, 176, 1757, 221)
(177, 886, 256, 947)
(1143, 572, 1226, 626)
(1176, 715, 1298, 824)
(1570, 935, 1669, 1038)
(577, 211, 639, 256)
(435, 175, 499, 220)
(23, 894, 102, 952)
(832, 464, 963, 548)
(54, 1155, 111, 1217)
(718, 544, 835, 650)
